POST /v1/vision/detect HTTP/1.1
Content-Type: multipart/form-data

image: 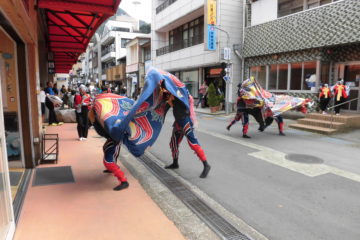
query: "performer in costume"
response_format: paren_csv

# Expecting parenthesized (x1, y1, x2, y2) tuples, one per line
(161, 82, 211, 178)
(319, 84, 332, 114)
(89, 68, 212, 190)
(333, 80, 348, 115)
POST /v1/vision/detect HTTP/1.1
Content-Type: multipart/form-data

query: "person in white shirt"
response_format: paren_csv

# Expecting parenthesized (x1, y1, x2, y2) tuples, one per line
(39, 86, 46, 122)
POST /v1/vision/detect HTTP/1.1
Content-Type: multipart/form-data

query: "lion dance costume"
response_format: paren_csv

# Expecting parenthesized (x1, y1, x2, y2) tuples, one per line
(90, 68, 210, 191)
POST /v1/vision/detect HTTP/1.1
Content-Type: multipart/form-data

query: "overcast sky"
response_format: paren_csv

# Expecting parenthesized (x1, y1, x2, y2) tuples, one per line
(119, 0, 152, 23)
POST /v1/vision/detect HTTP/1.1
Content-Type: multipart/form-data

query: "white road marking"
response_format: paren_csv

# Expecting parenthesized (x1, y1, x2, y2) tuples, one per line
(198, 128, 360, 183)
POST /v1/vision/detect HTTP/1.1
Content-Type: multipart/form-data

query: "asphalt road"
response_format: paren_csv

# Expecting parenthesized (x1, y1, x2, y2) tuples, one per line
(149, 112, 360, 240)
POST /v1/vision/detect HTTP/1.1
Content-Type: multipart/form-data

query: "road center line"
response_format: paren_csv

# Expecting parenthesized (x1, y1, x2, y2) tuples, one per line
(197, 128, 360, 183)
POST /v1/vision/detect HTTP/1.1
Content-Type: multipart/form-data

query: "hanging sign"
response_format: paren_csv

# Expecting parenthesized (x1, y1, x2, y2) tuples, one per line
(204, 0, 217, 51)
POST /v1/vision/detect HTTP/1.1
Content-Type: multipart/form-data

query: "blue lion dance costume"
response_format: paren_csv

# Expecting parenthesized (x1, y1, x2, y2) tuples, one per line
(90, 68, 210, 191)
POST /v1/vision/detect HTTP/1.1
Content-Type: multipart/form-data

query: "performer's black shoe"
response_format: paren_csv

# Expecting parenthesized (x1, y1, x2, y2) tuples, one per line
(165, 163, 179, 169)
(243, 134, 251, 138)
(200, 162, 211, 178)
(113, 181, 129, 191)
(103, 169, 112, 173)
(279, 132, 286, 136)
(258, 126, 265, 132)
(226, 125, 231, 131)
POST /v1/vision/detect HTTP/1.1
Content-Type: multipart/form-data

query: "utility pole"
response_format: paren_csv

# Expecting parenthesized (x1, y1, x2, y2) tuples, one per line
(213, 25, 231, 115)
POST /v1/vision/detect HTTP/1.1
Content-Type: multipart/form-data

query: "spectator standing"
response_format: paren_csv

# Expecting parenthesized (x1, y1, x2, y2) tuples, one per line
(53, 83, 59, 96)
(74, 85, 91, 141)
(45, 82, 60, 126)
(39, 86, 46, 123)
(196, 82, 208, 108)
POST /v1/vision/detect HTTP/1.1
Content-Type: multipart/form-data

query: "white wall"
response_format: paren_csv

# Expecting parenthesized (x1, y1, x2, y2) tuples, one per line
(154, 44, 219, 71)
(154, 0, 204, 31)
(251, 0, 277, 26)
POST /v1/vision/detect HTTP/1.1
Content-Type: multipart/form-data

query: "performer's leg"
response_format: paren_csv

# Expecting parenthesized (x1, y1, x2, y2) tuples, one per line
(242, 112, 251, 138)
(335, 100, 341, 114)
(178, 117, 211, 178)
(226, 112, 242, 131)
(82, 108, 89, 139)
(166, 123, 183, 169)
(102, 139, 129, 191)
(276, 115, 285, 136)
(76, 111, 82, 139)
(46, 98, 56, 124)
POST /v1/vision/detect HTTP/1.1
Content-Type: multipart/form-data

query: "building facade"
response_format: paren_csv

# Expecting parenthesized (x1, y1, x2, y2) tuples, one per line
(151, 0, 245, 107)
(243, 0, 360, 112)
(126, 37, 151, 96)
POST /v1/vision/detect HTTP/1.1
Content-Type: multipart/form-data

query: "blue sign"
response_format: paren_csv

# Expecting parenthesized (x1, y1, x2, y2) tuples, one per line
(223, 76, 230, 82)
(207, 25, 216, 51)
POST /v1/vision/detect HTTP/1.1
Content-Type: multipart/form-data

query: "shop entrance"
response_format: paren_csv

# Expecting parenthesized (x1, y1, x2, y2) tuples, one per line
(335, 62, 360, 112)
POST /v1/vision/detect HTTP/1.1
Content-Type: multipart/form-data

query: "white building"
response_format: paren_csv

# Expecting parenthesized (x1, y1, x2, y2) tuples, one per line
(151, 0, 244, 109)
(99, 20, 150, 83)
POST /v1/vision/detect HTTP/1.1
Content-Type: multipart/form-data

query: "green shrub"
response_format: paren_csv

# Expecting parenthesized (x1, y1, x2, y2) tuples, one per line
(207, 83, 219, 107)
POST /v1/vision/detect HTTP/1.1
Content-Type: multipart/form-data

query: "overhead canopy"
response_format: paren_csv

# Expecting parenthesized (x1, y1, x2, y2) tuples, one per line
(38, 0, 121, 73)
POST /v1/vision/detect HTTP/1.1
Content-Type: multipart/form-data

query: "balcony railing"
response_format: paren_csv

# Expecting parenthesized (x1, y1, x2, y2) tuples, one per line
(156, 0, 177, 14)
(101, 45, 115, 57)
(156, 35, 203, 56)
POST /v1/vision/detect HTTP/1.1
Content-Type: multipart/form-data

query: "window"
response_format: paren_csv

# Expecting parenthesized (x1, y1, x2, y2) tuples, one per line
(112, 27, 130, 32)
(144, 47, 151, 61)
(290, 63, 302, 90)
(278, 64, 288, 90)
(321, 63, 330, 85)
(278, 0, 304, 17)
(121, 38, 131, 48)
(250, 66, 266, 88)
(165, 16, 204, 54)
(303, 61, 316, 89)
(278, 0, 339, 18)
(269, 64, 278, 90)
(181, 70, 199, 98)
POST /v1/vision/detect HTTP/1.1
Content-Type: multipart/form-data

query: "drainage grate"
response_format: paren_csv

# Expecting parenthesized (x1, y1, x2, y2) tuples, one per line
(139, 155, 251, 240)
(285, 154, 324, 164)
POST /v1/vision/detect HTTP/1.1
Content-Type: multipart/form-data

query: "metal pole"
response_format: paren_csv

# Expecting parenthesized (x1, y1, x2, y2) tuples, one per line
(214, 26, 231, 115)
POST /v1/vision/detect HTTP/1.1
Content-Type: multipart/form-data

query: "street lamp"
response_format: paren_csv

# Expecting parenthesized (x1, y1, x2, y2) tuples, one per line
(213, 25, 231, 115)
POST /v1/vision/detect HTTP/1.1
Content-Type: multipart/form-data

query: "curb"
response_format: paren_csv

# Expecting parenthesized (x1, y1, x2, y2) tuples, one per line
(120, 149, 220, 240)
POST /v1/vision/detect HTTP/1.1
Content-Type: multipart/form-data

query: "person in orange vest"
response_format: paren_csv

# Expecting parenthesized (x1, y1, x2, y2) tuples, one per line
(319, 84, 332, 114)
(333, 80, 348, 115)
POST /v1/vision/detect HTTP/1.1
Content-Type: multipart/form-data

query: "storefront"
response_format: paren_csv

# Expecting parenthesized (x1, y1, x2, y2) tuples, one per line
(172, 69, 200, 98)
(204, 66, 226, 97)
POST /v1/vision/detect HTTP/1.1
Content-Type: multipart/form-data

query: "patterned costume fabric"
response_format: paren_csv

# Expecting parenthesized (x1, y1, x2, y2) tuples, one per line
(239, 78, 311, 117)
(92, 68, 196, 157)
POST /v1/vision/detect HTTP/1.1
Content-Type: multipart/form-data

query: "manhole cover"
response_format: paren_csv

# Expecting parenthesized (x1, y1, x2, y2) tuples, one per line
(285, 154, 324, 164)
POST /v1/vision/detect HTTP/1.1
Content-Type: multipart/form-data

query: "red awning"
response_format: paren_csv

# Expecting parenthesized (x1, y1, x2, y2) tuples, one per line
(38, 0, 121, 73)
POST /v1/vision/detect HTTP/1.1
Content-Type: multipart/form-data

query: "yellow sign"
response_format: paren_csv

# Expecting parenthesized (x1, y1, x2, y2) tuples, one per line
(207, 0, 216, 25)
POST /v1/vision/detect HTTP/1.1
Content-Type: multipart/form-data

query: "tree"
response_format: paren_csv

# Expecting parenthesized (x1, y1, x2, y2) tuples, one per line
(140, 23, 151, 34)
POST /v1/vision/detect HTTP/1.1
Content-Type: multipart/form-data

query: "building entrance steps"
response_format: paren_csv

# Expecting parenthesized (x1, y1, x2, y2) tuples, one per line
(13, 123, 186, 240)
(289, 113, 360, 134)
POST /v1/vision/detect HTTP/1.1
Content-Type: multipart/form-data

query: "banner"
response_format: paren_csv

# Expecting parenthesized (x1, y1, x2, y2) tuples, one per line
(205, 0, 217, 51)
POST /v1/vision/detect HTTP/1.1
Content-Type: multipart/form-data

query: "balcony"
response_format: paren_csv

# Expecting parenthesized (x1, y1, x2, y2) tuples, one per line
(156, 35, 203, 56)
(101, 45, 116, 62)
(101, 31, 116, 45)
(156, 0, 177, 14)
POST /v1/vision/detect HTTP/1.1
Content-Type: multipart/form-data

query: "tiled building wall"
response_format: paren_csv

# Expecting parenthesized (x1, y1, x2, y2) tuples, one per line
(243, 0, 360, 58)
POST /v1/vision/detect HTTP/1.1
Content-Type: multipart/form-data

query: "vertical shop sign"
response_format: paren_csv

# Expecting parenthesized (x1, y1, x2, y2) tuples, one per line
(205, 0, 217, 51)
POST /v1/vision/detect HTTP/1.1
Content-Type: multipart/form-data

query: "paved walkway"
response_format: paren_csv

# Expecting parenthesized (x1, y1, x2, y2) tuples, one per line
(14, 124, 185, 240)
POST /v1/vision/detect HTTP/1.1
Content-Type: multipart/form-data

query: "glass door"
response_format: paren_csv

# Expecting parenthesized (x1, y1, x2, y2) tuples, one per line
(0, 53, 15, 240)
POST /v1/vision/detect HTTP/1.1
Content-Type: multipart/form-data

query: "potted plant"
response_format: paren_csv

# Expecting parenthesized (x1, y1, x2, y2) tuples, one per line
(207, 83, 220, 113)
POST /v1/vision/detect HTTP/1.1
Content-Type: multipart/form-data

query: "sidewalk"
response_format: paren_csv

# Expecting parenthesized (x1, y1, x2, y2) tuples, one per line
(14, 124, 185, 240)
